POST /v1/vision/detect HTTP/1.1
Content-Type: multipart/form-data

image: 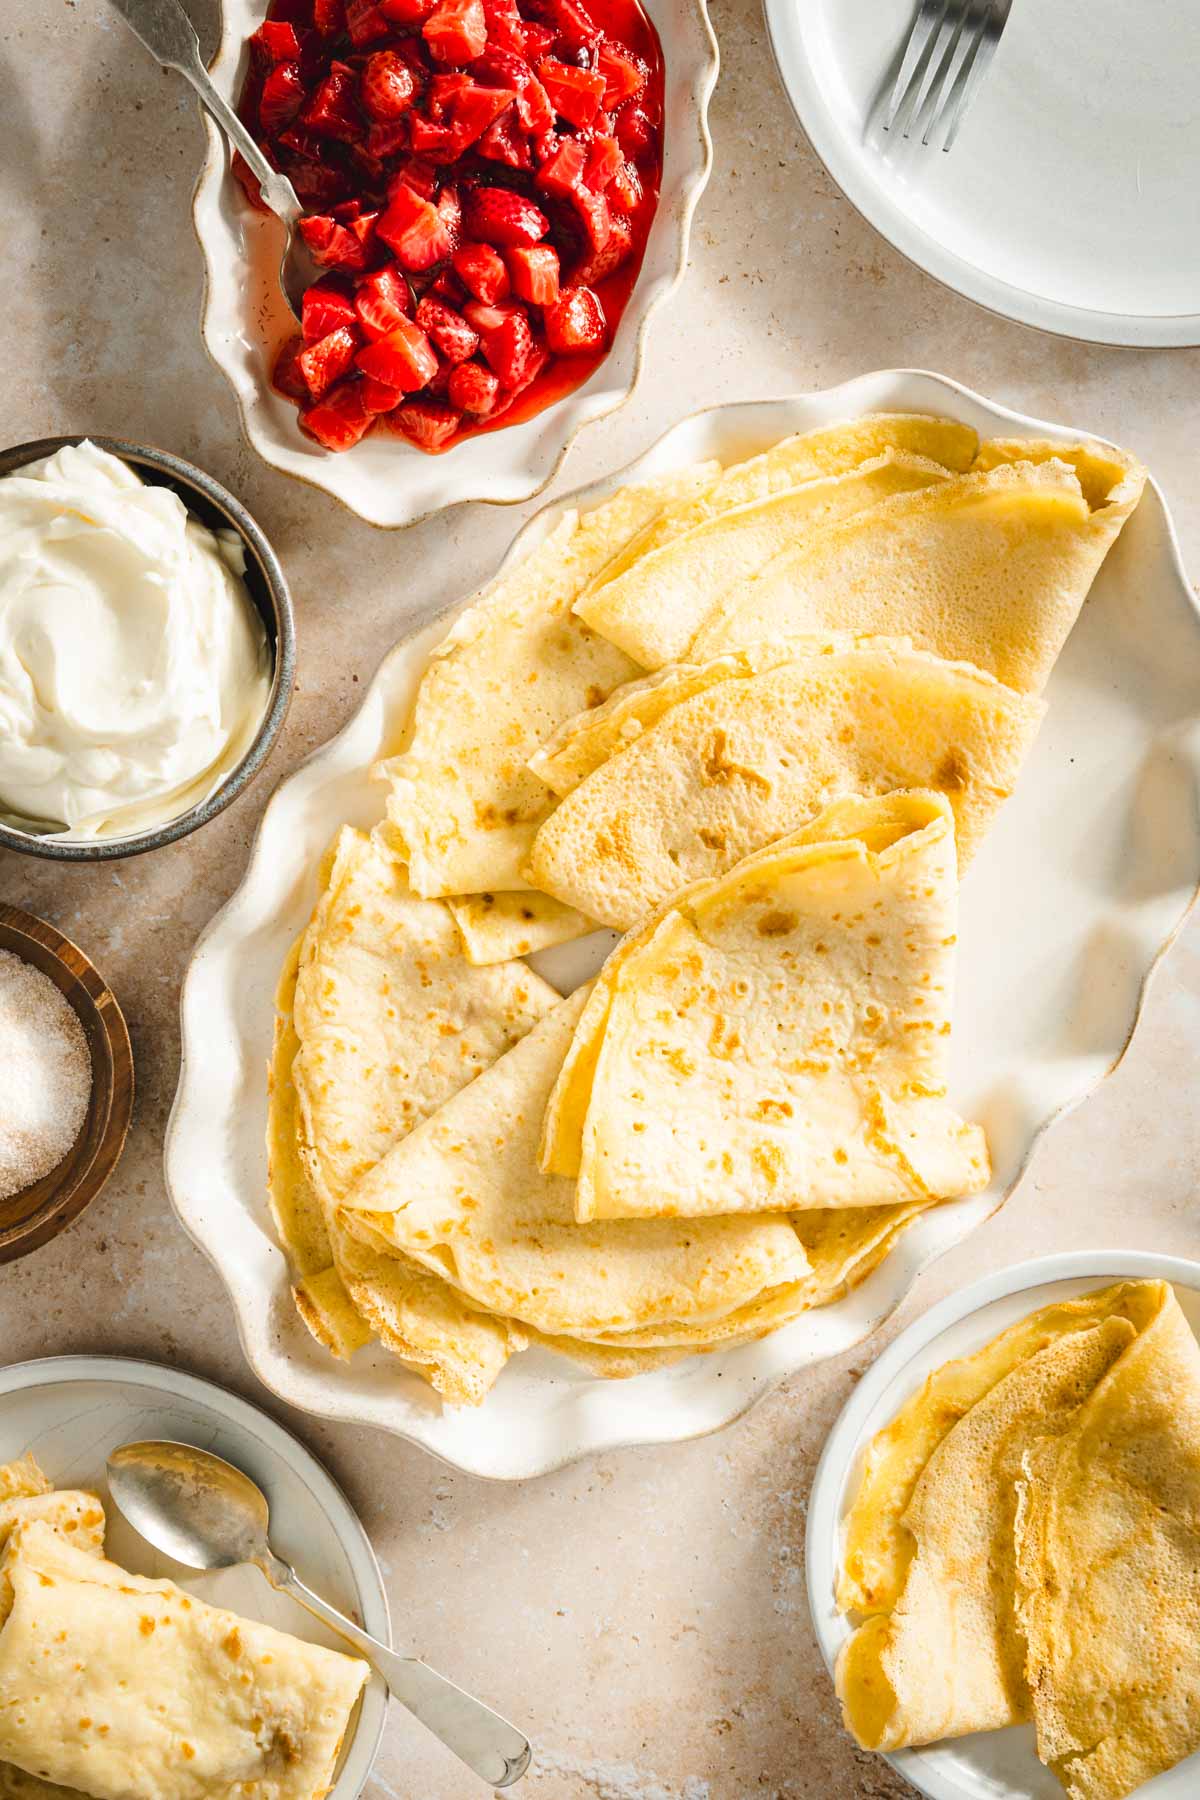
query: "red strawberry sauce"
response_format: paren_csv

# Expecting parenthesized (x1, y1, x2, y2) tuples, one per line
(237, 0, 665, 453)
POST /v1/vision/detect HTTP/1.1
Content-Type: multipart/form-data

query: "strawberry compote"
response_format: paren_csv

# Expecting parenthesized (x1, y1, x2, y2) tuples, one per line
(236, 0, 664, 452)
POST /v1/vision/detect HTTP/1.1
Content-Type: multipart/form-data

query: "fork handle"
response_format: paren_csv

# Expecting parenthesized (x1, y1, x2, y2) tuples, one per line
(104, 0, 302, 225)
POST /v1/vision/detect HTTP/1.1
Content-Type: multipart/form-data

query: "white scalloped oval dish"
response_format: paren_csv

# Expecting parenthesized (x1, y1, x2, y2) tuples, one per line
(166, 369, 1200, 1479)
(192, 0, 717, 528)
(806, 1250, 1200, 1799)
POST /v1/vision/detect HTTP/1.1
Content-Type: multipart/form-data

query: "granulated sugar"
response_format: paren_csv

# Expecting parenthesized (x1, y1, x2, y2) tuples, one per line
(0, 949, 92, 1201)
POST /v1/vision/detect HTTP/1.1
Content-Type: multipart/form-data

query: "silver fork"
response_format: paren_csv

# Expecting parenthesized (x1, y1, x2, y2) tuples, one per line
(882, 0, 1013, 152)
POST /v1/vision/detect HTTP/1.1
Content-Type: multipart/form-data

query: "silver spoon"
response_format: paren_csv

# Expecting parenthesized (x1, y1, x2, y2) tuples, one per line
(107, 1440, 532, 1790)
(103, 0, 322, 317)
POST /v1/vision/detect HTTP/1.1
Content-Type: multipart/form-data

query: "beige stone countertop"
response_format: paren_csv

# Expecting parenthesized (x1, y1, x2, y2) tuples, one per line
(3, 1, 1200, 1795)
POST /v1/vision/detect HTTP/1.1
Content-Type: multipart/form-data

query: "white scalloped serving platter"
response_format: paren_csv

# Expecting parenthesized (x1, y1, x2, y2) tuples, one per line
(166, 369, 1200, 1479)
(191, 0, 718, 527)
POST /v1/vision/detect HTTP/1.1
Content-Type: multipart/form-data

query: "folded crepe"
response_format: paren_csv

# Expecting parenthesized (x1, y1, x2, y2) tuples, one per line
(526, 641, 1044, 930)
(267, 825, 559, 1404)
(836, 1280, 1200, 1800)
(538, 792, 987, 1221)
(337, 989, 813, 1346)
(0, 1520, 367, 1800)
(689, 444, 1145, 693)
(374, 465, 717, 908)
(575, 414, 979, 655)
(446, 890, 597, 965)
(568, 448, 954, 669)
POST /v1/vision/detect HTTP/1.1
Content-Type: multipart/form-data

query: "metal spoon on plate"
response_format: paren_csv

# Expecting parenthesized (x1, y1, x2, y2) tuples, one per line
(107, 1439, 532, 1789)
(103, 0, 322, 317)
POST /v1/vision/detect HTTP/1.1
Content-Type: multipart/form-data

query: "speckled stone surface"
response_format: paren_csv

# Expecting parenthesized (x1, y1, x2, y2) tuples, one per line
(3, 3, 1200, 1795)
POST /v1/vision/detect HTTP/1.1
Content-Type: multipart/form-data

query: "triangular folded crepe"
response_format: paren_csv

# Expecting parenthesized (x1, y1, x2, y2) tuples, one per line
(836, 1278, 1200, 1798)
(578, 414, 979, 611)
(337, 989, 812, 1343)
(375, 465, 717, 903)
(267, 825, 558, 1403)
(690, 445, 1145, 693)
(526, 642, 1044, 929)
(570, 449, 954, 668)
(539, 792, 988, 1221)
(446, 890, 596, 964)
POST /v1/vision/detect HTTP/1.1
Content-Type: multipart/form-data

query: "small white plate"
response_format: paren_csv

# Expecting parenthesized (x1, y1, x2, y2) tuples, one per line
(166, 368, 1200, 1480)
(192, 0, 718, 527)
(763, 0, 1200, 346)
(805, 1249, 1200, 1800)
(0, 1355, 389, 1800)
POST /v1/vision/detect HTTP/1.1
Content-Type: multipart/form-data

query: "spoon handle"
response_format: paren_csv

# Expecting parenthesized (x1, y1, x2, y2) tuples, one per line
(266, 1559, 532, 1789)
(103, 0, 302, 225)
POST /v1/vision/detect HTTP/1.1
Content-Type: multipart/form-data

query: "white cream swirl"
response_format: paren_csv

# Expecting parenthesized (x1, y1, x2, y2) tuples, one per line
(0, 441, 273, 840)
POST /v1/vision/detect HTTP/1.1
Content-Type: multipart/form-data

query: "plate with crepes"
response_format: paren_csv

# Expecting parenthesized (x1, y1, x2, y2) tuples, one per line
(166, 368, 1200, 1479)
(806, 1251, 1200, 1799)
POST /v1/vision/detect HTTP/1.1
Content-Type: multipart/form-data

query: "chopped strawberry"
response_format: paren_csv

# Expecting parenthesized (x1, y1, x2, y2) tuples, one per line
(478, 112, 532, 169)
(355, 264, 412, 337)
(519, 20, 557, 59)
(272, 333, 311, 401)
(387, 398, 462, 448)
(608, 158, 642, 214)
(480, 0, 525, 56)
(546, 0, 598, 47)
(506, 243, 559, 306)
(453, 240, 511, 301)
(572, 210, 631, 285)
(487, 339, 548, 417)
(302, 275, 358, 341)
(346, 0, 390, 42)
(358, 373, 404, 412)
(584, 133, 622, 192)
(356, 318, 439, 388)
(429, 263, 466, 300)
(300, 379, 374, 450)
(259, 61, 306, 134)
(477, 305, 540, 386)
(299, 213, 375, 270)
(597, 41, 647, 109)
(462, 295, 522, 331)
(388, 156, 439, 200)
(299, 323, 360, 398)
(303, 63, 364, 141)
(415, 295, 479, 362)
(331, 197, 364, 222)
(535, 135, 586, 197)
(280, 153, 348, 206)
(360, 51, 417, 120)
(380, 0, 434, 18)
(251, 20, 305, 63)
(544, 284, 605, 353)
(538, 59, 605, 128)
(447, 359, 502, 413)
(436, 181, 463, 245)
(450, 84, 517, 147)
(348, 208, 382, 261)
(464, 185, 548, 247)
(428, 71, 473, 119)
(408, 115, 461, 159)
(312, 0, 347, 34)
(423, 0, 488, 64)
(364, 117, 411, 158)
(532, 127, 561, 165)
(569, 180, 611, 254)
(615, 102, 656, 159)
(377, 184, 454, 268)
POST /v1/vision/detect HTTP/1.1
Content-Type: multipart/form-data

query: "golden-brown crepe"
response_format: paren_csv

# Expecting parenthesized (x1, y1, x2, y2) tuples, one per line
(526, 641, 1044, 929)
(445, 890, 597, 964)
(0, 1521, 367, 1800)
(540, 792, 987, 1221)
(836, 1280, 1200, 1799)
(688, 447, 1144, 693)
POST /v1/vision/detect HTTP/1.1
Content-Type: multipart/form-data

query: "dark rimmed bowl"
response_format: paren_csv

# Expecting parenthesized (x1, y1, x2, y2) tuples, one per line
(0, 435, 295, 861)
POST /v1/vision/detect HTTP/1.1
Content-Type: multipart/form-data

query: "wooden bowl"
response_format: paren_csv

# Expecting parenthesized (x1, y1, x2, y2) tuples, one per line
(0, 905, 133, 1262)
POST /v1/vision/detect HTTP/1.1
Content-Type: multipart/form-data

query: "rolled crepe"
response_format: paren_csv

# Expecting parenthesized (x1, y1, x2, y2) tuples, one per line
(0, 1521, 368, 1800)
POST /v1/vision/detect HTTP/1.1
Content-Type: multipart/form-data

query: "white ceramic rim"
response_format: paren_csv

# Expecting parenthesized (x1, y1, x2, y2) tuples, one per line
(759, 1, 1200, 349)
(190, 0, 719, 527)
(0, 1351, 390, 1800)
(804, 1248, 1200, 1800)
(165, 368, 1200, 1480)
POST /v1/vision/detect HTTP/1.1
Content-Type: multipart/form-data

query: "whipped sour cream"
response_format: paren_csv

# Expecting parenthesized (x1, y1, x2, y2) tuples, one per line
(0, 441, 272, 840)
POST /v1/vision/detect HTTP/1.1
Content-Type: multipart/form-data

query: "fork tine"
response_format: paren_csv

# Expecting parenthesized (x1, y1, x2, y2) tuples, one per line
(899, 4, 962, 140)
(939, 7, 1002, 150)
(882, 0, 945, 133)
(921, 3, 987, 145)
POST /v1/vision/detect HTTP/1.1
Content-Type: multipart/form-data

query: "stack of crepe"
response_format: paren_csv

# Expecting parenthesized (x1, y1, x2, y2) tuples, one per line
(835, 1280, 1200, 1800)
(267, 412, 1145, 1405)
(0, 1454, 367, 1800)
